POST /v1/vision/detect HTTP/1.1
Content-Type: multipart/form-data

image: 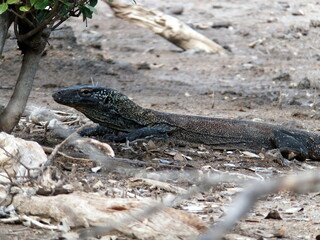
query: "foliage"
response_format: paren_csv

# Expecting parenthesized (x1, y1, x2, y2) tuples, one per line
(0, 0, 100, 31)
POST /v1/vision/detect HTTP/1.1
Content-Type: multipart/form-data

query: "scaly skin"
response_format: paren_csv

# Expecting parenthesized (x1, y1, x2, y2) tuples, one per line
(52, 86, 320, 161)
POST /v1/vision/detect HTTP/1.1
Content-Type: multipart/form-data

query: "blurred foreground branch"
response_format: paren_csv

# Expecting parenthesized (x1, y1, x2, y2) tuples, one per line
(200, 171, 320, 240)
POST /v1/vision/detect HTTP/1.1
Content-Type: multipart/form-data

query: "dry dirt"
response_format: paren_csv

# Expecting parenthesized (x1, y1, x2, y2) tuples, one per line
(2, 0, 320, 239)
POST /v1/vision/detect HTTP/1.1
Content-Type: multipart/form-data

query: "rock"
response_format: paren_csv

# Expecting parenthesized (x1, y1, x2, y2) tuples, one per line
(265, 210, 282, 220)
(169, 5, 184, 15)
(211, 21, 232, 28)
(297, 77, 311, 89)
(278, 1, 290, 10)
(310, 20, 320, 28)
(291, 9, 304, 16)
(93, 180, 104, 190)
(0, 132, 47, 183)
(212, 5, 223, 9)
(273, 227, 286, 238)
(272, 72, 291, 82)
(136, 62, 151, 70)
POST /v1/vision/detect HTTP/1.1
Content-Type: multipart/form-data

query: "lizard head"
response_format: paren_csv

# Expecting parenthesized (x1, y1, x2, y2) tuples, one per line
(52, 85, 144, 131)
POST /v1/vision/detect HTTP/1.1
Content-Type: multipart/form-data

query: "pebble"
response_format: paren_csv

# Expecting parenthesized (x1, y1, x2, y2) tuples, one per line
(291, 9, 304, 16)
(272, 72, 291, 82)
(310, 19, 320, 28)
(93, 180, 104, 190)
(211, 21, 232, 29)
(169, 5, 184, 15)
(136, 62, 151, 70)
(297, 77, 311, 89)
(265, 209, 282, 220)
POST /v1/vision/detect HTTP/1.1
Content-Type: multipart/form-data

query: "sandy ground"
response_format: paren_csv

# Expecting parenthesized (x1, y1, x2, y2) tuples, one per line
(2, 0, 320, 239)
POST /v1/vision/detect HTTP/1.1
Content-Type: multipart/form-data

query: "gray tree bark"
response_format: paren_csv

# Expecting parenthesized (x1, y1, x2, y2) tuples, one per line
(0, 12, 13, 57)
(0, 48, 42, 133)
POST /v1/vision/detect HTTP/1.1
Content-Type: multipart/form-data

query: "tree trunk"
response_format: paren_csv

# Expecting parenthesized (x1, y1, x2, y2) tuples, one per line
(0, 12, 13, 57)
(0, 48, 42, 133)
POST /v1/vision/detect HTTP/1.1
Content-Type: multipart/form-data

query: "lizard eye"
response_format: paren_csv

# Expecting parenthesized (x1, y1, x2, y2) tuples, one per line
(80, 89, 92, 96)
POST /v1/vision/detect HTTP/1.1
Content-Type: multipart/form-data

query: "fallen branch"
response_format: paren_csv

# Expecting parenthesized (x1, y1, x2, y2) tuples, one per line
(105, 2, 226, 54)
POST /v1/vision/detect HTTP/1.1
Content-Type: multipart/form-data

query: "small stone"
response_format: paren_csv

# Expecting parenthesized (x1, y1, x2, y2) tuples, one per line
(93, 180, 104, 190)
(91, 166, 102, 173)
(310, 20, 320, 28)
(212, 5, 223, 9)
(278, 1, 290, 10)
(174, 152, 185, 161)
(297, 77, 311, 89)
(211, 21, 232, 28)
(265, 209, 282, 220)
(169, 6, 184, 15)
(136, 62, 151, 70)
(273, 227, 286, 238)
(284, 207, 303, 214)
(147, 140, 156, 150)
(272, 72, 291, 82)
(242, 151, 261, 158)
(292, 9, 304, 16)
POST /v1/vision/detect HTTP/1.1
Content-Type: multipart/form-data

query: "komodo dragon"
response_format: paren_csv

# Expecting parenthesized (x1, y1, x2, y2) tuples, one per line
(52, 85, 320, 161)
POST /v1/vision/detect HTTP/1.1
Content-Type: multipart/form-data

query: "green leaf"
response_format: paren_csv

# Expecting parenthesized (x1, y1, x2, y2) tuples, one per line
(86, 5, 97, 14)
(30, 0, 37, 6)
(79, 5, 93, 21)
(89, 0, 97, 7)
(7, 0, 20, 5)
(0, 3, 8, 14)
(19, 5, 30, 11)
(34, 0, 50, 10)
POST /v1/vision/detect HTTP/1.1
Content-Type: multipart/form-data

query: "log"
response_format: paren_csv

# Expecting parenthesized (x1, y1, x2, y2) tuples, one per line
(105, 2, 226, 54)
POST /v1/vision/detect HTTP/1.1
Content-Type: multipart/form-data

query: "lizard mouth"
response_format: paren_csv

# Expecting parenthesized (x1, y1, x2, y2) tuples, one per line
(52, 90, 65, 103)
(52, 90, 96, 106)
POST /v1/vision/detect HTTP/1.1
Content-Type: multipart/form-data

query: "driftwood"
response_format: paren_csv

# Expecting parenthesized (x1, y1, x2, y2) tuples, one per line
(105, 1, 226, 54)
(13, 192, 207, 239)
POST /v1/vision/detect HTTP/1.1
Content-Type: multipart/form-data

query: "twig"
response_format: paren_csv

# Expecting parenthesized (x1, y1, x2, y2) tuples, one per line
(42, 146, 92, 162)
(18, 0, 62, 41)
(45, 124, 89, 168)
(0, 215, 64, 231)
(7, 9, 34, 28)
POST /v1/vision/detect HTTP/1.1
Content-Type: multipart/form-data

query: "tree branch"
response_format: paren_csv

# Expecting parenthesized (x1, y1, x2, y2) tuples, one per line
(0, 11, 13, 57)
(8, 9, 34, 28)
(18, 0, 61, 41)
